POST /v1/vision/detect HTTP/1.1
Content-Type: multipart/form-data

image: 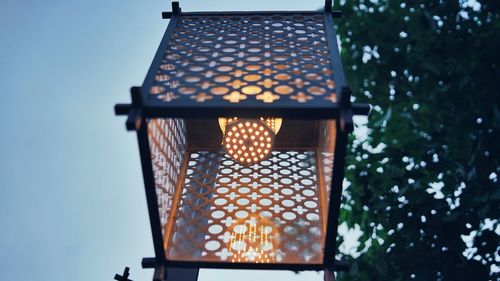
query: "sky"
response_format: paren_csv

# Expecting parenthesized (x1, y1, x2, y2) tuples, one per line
(0, 0, 333, 280)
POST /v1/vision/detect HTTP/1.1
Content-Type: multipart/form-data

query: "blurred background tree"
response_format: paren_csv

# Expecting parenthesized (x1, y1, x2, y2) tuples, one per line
(332, 0, 500, 280)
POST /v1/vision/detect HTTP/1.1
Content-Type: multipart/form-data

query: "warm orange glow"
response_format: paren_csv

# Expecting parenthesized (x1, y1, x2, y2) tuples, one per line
(229, 216, 279, 263)
(218, 117, 282, 165)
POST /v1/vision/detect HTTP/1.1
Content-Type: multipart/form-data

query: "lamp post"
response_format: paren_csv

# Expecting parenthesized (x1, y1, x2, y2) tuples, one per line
(115, 1, 369, 280)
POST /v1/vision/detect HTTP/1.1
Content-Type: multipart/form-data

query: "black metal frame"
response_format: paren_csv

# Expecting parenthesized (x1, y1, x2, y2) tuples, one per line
(115, 0, 369, 277)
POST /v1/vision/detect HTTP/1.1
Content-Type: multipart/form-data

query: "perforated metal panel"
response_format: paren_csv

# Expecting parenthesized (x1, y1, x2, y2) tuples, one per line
(146, 14, 338, 106)
(319, 120, 336, 199)
(165, 150, 326, 264)
(148, 118, 187, 233)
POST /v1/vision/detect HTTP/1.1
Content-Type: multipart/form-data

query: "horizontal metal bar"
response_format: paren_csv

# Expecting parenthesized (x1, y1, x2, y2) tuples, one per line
(167, 267, 199, 281)
(179, 11, 322, 16)
(143, 257, 348, 272)
(331, 11, 342, 18)
(352, 103, 371, 116)
(119, 103, 366, 123)
(119, 103, 366, 122)
(186, 147, 319, 152)
(142, 257, 156, 268)
(141, 105, 342, 119)
(162, 11, 173, 19)
(330, 260, 349, 271)
(161, 10, 342, 18)
(142, 259, 349, 271)
(168, 260, 324, 271)
(114, 104, 131, 116)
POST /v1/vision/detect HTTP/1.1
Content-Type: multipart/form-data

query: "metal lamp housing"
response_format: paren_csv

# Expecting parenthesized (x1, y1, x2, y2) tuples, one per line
(115, 0, 369, 275)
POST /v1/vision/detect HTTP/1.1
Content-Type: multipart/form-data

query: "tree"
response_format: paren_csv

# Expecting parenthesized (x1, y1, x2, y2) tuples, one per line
(333, 0, 500, 280)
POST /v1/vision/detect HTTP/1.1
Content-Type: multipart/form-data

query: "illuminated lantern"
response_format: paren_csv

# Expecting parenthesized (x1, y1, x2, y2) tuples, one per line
(115, 1, 369, 280)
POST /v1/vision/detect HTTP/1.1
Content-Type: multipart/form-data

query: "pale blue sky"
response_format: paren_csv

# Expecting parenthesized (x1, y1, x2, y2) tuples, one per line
(0, 1, 330, 280)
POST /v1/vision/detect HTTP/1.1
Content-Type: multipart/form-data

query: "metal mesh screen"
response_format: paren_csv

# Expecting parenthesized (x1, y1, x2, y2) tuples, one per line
(319, 120, 336, 205)
(148, 118, 187, 234)
(166, 150, 325, 264)
(147, 14, 337, 106)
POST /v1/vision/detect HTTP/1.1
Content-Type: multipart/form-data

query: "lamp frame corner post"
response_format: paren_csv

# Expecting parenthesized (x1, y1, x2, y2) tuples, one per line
(115, 1, 370, 281)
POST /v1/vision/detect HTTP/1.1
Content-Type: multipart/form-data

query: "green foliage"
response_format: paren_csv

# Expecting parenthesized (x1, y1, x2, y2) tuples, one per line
(333, 1, 500, 280)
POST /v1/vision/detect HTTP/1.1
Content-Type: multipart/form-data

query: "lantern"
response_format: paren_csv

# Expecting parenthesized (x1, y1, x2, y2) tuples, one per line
(115, 1, 369, 280)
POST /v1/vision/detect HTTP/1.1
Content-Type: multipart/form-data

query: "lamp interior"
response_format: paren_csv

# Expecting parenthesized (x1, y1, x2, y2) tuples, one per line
(147, 117, 336, 265)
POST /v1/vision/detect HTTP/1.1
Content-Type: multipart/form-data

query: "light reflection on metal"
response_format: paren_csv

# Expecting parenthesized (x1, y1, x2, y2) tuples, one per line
(165, 150, 325, 264)
(229, 216, 279, 263)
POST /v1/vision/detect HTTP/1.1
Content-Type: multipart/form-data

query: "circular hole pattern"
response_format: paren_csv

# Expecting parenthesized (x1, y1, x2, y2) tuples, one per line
(149, 14, 333, 107)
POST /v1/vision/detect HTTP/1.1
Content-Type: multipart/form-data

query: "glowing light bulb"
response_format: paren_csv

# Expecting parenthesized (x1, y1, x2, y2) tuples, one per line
(219, 117, 282, 165)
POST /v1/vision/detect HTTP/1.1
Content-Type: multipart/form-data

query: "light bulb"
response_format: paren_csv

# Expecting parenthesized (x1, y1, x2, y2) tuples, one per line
(228, 216, 278, 263)
(218, 117, 282, 165)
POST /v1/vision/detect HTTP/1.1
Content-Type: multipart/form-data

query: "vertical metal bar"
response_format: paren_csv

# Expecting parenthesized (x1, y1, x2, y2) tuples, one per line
(134, 2, 183, 262)
(315, 147, 328, 233)
(324, 268, 336, 281)
(137, 119, 166, 260)
(324, 0, 333, 12)
(322, 5, 354, 267)
(163, 151, 190, 252)
(323, 8, 346, 95)
(141, 8, 181, 101)
(153, 265, 166, 281)
(322, 125, 348, 266)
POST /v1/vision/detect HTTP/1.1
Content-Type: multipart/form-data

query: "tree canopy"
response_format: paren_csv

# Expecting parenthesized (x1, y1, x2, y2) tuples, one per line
(334, 0, 500, 280)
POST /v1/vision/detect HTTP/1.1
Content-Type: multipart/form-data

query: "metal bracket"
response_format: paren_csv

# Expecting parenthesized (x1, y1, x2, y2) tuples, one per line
(338, 87, 354, 133)
(114, 267, 133, 281)
(142, 257, 157, 269)
(162, 1, 182, 19)
(114, 87, 143, 131)
(337, 86, 371, 133)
